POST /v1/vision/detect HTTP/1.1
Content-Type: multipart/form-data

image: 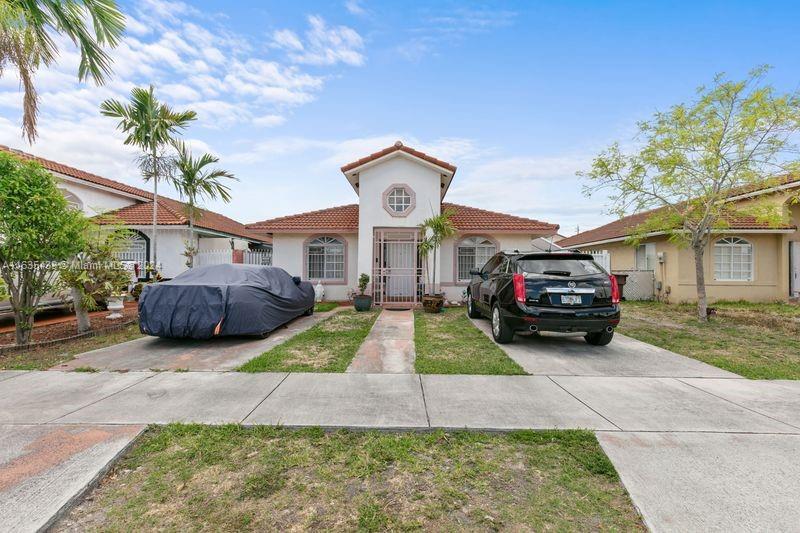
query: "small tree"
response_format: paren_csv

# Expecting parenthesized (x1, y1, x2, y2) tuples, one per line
(101, 86, 196, 276)
(171, 140, 236, 267)
(59, 223, 134, 333)
(0, 152, 88, 344)
(418, 208, 456, 295)
(582, 67, 800, 320)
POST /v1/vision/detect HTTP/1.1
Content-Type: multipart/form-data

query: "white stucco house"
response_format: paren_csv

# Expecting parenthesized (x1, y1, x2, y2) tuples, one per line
(0, 145, 271, 279)
(246, 142, 559, 305)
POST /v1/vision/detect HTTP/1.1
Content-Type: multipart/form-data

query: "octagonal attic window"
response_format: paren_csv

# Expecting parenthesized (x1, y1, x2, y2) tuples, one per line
(387, 187, 411, 213)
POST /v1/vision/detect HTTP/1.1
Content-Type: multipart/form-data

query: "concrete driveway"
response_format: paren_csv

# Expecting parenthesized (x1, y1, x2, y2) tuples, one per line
(470, 317, 737, 378)
(53, 310, 338, 372)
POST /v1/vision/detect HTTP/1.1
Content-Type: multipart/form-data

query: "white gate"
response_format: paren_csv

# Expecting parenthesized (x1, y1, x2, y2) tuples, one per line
(244, 249, 272, 265)
(195, 249, 232, 267)
(613, 269, 655, 300)
(373, 229, 423, 306)
(586, 249, 611, 273)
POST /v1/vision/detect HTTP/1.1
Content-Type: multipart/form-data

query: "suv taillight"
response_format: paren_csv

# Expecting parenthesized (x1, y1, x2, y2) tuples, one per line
(513, 273, 526, 303)
(609, 274, 620, 304)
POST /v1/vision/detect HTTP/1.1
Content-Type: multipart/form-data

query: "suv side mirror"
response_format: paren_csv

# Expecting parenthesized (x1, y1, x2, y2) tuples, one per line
(469, 268, 482, 277)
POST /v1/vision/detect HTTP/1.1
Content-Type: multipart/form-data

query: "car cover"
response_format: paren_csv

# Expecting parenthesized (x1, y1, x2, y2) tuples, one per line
(138, 264, 316, 339)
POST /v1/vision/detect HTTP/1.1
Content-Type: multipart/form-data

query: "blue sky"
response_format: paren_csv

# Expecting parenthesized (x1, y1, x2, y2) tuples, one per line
(1, 0, 799, 234)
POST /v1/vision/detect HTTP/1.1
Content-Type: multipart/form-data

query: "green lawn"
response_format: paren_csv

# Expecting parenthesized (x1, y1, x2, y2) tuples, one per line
(239, 309, 379, 372)
(414, 308, 527, 375)
(313, 301, 339, 313)
(56, 425, 643, 532)
(0, 323, 143, 371)
(619, 301, 800, 379)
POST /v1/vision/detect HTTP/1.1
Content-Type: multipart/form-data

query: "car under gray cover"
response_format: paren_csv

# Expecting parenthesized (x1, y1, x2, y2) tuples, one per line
(138, 264, 315, 339)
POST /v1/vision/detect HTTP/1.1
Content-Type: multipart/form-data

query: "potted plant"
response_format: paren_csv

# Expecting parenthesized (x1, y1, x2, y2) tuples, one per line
(106, 290, 126, 320)
(353, 273, 372, 311)
(419, 208, 457, 313)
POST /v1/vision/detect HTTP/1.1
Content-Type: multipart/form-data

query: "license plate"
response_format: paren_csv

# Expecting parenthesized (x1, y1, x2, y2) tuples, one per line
(560, 295, 582, 305)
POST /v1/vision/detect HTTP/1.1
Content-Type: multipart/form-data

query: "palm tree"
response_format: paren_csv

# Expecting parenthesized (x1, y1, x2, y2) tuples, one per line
(0, 0, 126, 142)
(418, 208, 457, 295)
(171, 140, 237, 267)
(100, 86, 196, 275)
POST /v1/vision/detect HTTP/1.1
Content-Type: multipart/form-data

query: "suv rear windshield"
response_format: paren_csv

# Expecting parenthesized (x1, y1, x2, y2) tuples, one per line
(516, 257, 605, 277)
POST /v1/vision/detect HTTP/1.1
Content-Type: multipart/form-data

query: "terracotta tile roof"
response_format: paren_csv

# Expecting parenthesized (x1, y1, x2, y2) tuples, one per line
(247, 204, 360, 232)
(0, 145, 267, 243)
(101, 197, 270, 243)
(0, 144, 152, 200)
(340, 141, 457, 174)
(559, 208, 795, 247)
(246, 203, 558, 234)
(442, 203, 558, 233)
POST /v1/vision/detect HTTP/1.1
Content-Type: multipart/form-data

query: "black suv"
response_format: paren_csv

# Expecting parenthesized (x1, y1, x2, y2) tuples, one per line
(466, 251, 620, 345)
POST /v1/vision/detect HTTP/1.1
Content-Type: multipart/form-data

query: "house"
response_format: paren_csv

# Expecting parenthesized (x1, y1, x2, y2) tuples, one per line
(246, 142, 559, 305)
(0, 145, 271, 279)
(559, 177, 800, 302)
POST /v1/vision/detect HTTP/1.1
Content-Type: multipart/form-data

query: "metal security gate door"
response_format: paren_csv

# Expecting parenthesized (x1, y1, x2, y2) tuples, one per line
(373, 229, 423, 306)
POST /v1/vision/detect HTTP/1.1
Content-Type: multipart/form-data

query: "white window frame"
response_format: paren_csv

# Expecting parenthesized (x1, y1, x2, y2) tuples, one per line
(306, 236, 345, 281)
(714, 237, 753, 281)
(635, 243, 656, 271)
(456, 236, 497, 282)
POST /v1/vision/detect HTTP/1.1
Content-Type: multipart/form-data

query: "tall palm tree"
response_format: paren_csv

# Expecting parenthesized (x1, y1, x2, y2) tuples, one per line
(171, 140, 237, 267)
(0, 0, 126, 142)
(100, 86, 196, 275)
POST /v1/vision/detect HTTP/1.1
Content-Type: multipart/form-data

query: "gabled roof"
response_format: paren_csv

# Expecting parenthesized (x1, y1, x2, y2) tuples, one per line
(559, 209, 796, 248)
(340, 141, 457, 174)
(0, 145, 268, 243)
(0, 144, 152, 200)
(246, 202, 558, 234)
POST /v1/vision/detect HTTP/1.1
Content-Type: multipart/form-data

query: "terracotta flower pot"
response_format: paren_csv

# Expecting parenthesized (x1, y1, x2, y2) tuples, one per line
(422, 294, 445, 313)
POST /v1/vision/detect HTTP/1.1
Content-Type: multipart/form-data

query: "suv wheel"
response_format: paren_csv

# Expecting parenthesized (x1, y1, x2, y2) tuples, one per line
(491, 303, 514, 344)
(585, 329, 614, 346)
(466, 292, 482, 318)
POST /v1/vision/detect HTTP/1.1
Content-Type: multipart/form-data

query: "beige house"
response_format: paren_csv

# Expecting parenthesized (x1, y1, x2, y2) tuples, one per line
(559, 178, 800, 302)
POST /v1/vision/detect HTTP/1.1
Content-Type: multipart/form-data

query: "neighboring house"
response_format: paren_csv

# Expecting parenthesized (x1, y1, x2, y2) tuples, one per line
(0, 145, 270, 279)
(559, 177, 800, 302)
(246, 142, 559, 305)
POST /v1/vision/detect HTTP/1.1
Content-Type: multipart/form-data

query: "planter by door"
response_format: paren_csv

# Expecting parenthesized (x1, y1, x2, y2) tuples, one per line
(422, 294, 444, 313)
(353, 294, 373, 311)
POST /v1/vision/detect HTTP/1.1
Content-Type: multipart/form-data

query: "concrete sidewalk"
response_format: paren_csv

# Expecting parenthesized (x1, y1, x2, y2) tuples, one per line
(1, 370, 799, 532)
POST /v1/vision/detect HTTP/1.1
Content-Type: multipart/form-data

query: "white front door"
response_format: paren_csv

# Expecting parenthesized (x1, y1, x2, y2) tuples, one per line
(791, 242, 800, 297)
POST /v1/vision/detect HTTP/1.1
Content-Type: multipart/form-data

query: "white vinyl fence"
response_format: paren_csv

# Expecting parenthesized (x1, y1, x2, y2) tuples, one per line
(195, 248, 273, 268)
(194, 249, 233, 268)
(244, 249, 272, 265)
(613, 269, 655, 300)
(586, 249, 611, 273)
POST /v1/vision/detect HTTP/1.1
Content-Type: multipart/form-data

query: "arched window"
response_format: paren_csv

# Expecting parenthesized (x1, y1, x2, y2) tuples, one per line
(714, 237, 753, 281)
(306, 236, 345, 280)
(457, 236, 497, 282)
(382, 184, 416, 216)
(61, 189, 83, 211)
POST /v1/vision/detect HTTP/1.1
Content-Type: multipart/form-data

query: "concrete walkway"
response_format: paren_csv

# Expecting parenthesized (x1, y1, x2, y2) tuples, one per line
(53, 309, 340, 372)
(347, 309, 415, 373)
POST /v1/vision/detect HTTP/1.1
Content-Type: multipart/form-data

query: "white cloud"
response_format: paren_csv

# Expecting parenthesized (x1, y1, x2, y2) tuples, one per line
(344, 0, 367, 16)
(252, 114, 287, 127)
(273, 15, 365, 67)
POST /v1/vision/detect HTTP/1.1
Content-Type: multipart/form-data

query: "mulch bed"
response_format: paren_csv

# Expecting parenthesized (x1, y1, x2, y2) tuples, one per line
(0, 307, 139, 348)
